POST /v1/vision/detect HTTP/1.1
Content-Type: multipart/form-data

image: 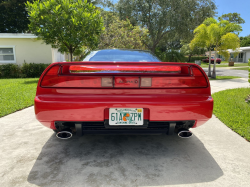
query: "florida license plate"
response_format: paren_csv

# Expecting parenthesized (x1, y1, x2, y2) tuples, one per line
(109, 108, 144, 125)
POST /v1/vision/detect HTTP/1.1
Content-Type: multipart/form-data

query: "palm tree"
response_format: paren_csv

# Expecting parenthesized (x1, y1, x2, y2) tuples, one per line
(190, 18, 241, 78)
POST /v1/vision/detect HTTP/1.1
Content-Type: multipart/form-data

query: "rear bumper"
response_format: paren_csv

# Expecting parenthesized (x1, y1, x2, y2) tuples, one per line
(54, 120, 195, 135)
(34, 94, 213, 129)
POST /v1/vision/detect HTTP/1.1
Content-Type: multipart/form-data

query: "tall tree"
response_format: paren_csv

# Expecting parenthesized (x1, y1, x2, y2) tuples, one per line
(26, 0, 104, 61)
(0, 0, 34, 33)
(116, 0, 216, 53)
(190, 20, 214, 76)
(98, 15, 148, 50)
(240, 36, 250, 47)
(190, 17, 241, 78)
(218, 13, 245, 24)
(181, 41, 206, 62)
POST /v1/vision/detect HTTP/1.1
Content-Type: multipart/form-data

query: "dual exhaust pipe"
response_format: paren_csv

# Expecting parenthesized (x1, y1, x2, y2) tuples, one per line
(56, 130, 73, 139)
(177, 129, 193, 138)
(55, 128, 192, 139)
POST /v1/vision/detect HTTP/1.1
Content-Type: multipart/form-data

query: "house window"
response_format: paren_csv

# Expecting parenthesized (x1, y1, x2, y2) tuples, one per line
(0, 46, 16, 63)
(238, 53, 243, 59)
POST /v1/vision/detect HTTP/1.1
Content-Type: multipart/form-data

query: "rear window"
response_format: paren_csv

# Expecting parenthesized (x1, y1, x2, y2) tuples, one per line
(83, 50, 160, 62)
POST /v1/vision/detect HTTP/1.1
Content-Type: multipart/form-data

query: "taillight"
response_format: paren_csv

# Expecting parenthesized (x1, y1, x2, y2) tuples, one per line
(41, 65, 113, 88)
(46, 65, 60, 75)
(140, 66, 207, 88)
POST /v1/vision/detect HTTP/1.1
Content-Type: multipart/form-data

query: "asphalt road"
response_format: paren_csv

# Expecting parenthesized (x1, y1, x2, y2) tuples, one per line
(0, 78, 250, 187)
(202, 67, 248, 78)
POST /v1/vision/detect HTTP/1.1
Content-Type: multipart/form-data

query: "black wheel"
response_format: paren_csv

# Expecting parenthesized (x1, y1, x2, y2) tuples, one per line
(217, 62, 221, 64)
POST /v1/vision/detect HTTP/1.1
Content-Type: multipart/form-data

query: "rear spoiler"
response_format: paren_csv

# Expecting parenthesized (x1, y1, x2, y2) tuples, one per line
(39, 62, 209, 89)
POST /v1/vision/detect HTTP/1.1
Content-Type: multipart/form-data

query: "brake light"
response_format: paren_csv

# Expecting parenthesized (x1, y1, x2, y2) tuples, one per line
(46, 65, 60, 75)
(69, 65, 181, 73)
(139, 66, 207, 88)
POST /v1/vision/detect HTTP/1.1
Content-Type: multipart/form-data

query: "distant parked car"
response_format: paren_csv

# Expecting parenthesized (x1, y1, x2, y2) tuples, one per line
(202, 57, 221, 64)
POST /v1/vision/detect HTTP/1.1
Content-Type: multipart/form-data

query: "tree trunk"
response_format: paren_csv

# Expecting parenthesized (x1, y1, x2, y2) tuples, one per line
(188, 54, 192, 62)
(151, 45, 156, 54)
(70, 53, 73, 62)
(208, 50, 211, 77)
(212, 50, 217, 78)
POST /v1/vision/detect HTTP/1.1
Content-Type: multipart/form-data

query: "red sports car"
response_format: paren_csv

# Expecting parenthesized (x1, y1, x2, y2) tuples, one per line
(202, 57, 221, 64)
(35, 49, 213, 139)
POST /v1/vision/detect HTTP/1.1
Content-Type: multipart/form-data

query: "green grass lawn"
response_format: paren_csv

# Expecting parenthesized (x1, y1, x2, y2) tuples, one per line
(209, 76, 241, 80)
(216, 63, 248, 68)
(0, 78, 39, 117)
(231, 67, 249, 71)
(200, 62, 248, 68)
(212, 88, 250, 141)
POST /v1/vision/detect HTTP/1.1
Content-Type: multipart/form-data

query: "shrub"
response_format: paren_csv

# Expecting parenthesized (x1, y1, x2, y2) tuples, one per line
(0, 64, 22, 78)
(21, 62, 50, 78)
(0, 62, 50, 78)
(156, 50, 186, 62)
(187, 56, 207, 62)
(155, 49, 206, 63)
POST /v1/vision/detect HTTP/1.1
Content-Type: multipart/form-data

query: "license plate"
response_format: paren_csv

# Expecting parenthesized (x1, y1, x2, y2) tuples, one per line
(109, 108, 143, 125)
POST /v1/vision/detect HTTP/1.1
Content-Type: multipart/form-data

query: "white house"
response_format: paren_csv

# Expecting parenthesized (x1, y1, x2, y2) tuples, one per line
(0, 33, 65, 66)
(227, 47, 250, 63)
(205, 47, 250, 63)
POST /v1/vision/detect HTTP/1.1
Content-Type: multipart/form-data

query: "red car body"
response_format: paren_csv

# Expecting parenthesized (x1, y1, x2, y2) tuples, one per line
(202, 57, 221, 64)
(34, 58, 213, 138)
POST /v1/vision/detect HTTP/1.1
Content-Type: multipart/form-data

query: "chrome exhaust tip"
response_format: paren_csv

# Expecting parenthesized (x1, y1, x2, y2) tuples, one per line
(56, 131, 73, 139)
(178, 129, 193, 138)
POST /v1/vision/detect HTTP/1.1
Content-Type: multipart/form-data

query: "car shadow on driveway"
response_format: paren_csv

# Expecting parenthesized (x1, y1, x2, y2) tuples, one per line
(27, 134, 223, 187)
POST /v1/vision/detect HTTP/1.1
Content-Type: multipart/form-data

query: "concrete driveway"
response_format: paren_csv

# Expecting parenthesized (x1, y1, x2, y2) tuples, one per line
(202, 67, 248, 78)
(0, 78, 250, 187)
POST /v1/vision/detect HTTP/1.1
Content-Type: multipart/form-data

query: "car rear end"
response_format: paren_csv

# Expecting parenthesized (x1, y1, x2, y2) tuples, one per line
(34, 61, 213, 138)
(216, 58, 221, 63)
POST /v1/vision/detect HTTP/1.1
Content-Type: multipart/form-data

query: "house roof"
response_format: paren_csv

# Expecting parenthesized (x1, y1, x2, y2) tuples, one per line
(228, 46, 250, 53)
(239, 46, 250, 51)
(0, 33, 37, 39)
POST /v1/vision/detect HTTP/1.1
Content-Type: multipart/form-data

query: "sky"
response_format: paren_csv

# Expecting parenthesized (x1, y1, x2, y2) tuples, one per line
(216, 0, 250, 37)
(110, 0, 250, 37)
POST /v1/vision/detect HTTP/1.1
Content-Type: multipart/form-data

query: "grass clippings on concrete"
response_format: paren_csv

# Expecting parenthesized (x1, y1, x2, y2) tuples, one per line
(212, 88, 250, 141)
(231, 67, 249, 71)
(209, 76, 241, 80)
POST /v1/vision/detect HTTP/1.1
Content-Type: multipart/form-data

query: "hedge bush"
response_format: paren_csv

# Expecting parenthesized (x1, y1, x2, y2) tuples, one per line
(0, 62, 50, 78)
(155, 50, 206, 62)
(186, 56, 207, 62)
(156, 50, 186, 62)
(0, 64, 21, 78)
